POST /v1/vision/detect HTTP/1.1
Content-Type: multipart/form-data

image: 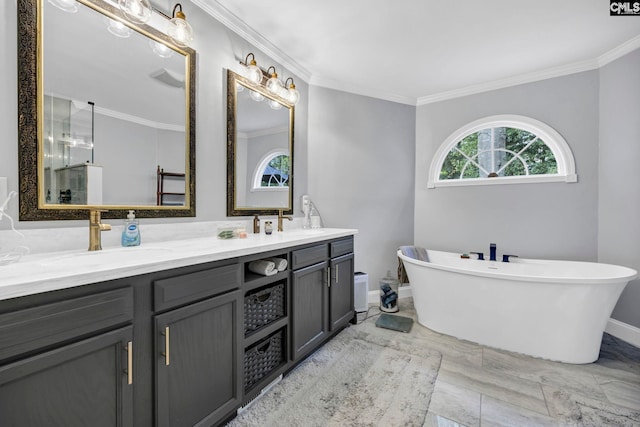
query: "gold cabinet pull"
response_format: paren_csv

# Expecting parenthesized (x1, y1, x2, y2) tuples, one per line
(162, 326, 170, 366)
(335, 265, 339, 284)
(126, 341, 133, 385)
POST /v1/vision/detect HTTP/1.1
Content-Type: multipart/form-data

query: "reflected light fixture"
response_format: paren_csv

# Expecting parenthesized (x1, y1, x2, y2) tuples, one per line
(48, 0, 78, 13)
(249, 90, 265, 102)
(240, 53, 263, 85)
(284, 77, 300, 105)
(118, 0, 152, 24)
(265, 66, 285, 97)
(149, 40, 174, 58)
(105, 17, 131, 38)
(268, 100, 282, 110)
(167, 3, 194, 47)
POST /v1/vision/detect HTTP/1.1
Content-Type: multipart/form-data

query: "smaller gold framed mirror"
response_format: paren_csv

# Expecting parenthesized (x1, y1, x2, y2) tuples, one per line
(227, 70, 294, 216)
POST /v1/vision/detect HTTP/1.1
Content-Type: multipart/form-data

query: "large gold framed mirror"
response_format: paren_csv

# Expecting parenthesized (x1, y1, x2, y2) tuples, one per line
(18, 0, 196, 220)
(227, 69, 294, 216)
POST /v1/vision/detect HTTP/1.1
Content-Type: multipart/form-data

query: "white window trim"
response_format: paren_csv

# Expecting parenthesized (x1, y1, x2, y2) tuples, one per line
(427, 115, 577, 188)
(251, 149, 290, 191)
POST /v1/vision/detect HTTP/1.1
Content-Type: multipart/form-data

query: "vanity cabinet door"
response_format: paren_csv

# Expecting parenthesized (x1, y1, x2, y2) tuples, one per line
(291, 261, 329, 361)
(155, 290, 242, 427)
(330, 253, 355, 331)
(0, 326, 134, 427)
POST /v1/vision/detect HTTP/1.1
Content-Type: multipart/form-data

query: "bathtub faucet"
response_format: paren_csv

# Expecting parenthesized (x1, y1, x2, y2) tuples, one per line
(490, 243, 497, 261)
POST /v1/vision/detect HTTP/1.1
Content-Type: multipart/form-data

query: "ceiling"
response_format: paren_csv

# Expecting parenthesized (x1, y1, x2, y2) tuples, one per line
(191, 0, 640, 105)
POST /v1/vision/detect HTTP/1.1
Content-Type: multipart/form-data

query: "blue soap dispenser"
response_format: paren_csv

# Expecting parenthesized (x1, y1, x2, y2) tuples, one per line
(121, 210, 141, 247)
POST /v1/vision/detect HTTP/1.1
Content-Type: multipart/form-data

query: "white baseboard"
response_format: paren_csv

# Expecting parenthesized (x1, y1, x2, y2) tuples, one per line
(605, 318, 640, 348)
(369, 286, 640, 349)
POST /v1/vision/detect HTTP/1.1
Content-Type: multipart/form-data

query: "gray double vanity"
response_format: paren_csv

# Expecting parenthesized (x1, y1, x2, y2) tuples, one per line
(0, 229, 356, 426)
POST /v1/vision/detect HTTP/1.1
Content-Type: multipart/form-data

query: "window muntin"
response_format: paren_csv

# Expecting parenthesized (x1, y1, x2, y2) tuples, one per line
(252, 151, 290, 190)
(428, 115, 576, 188)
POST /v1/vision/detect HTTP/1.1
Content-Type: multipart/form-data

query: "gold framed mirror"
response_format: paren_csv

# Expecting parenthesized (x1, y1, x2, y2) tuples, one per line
(227, 69, 294, 216)
(18, 0, 196, 220)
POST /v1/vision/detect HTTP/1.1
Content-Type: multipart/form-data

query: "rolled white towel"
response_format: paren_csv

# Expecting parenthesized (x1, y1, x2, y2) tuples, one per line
(265, 257, 288, 271)
(248, 260, 277, 276)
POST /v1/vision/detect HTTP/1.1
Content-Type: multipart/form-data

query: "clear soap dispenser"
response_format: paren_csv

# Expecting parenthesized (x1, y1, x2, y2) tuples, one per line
(309, 202, 322, 229)
(121, 210, 141, 247)
(302, 201, 311, 229)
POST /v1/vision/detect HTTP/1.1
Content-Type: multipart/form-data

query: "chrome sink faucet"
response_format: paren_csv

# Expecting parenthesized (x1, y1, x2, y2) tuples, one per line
(490, 243, 497, 261)
(277, 209, 293, 232)
(89, 209, 111, 251)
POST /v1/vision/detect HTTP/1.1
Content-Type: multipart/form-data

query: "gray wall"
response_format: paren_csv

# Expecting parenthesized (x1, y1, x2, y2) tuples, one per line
(415, 71, 600, 262)
(599, 49, 640, 328)
(308, 87, 416, 289)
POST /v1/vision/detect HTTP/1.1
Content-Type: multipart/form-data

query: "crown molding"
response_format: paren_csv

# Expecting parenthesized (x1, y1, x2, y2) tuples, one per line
(597, 34, 640, 67)
(95, 106, 185, 132)
(191, 0, 312, 82)
(417, 37, 640, 106)
(416, 58, 601, 106)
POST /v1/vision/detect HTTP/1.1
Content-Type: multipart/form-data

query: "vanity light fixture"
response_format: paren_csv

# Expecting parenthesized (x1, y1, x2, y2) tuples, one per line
(239, 53, 301, 105)
(166, 3, 194, 47)
(118, 0, 152, 24)
(240, 53, 264, 85)
(284, 77, 300, 105)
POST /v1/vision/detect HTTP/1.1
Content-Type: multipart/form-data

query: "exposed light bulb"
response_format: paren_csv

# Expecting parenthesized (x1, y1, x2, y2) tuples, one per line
(167, 6, 194, 47)
(118, 0, 152, 24)
(286, 83, 300, 105)
(266, 71, 284, 95)
(245, 62, 262, 84)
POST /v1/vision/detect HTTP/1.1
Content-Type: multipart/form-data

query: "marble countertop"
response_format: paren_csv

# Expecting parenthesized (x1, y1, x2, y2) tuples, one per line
(0, 228, 357, 301)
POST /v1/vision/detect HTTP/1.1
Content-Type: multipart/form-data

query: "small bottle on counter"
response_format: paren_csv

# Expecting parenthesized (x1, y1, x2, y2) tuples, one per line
(253, 214, 260, 234)
(264, 221, 273, 235)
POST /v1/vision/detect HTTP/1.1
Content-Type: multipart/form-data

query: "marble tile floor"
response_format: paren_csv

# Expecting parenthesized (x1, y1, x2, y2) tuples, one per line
(359, 299, 640, 427)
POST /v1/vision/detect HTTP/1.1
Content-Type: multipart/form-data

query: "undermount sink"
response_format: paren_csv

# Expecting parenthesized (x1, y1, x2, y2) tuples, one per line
(281, 229, 326, 236)
(33, 246, 174, 267)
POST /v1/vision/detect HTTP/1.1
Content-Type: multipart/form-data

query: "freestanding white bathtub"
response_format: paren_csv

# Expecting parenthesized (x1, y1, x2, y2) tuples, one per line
(397, 249, 638, 364)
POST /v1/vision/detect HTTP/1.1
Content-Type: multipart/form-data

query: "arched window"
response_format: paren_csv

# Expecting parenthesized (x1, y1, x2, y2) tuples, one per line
(428, 115, 577, 188)
(252, 151, 290, 190)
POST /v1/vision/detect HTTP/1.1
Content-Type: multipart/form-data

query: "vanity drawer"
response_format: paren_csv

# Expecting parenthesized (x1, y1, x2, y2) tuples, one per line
(0, 287, 133, 362)
(154, 263, 241, 311)
(330, 237, 353, 258)
(291, 244, 328, 270)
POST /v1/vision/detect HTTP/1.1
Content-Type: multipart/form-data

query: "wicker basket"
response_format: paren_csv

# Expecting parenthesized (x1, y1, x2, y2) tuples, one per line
(244, 283, 285, 334)
(244, 329, 284, 390)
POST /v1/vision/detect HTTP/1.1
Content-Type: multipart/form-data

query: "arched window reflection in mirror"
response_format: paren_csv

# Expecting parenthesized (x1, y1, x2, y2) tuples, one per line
(227, 70, 294, 216)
